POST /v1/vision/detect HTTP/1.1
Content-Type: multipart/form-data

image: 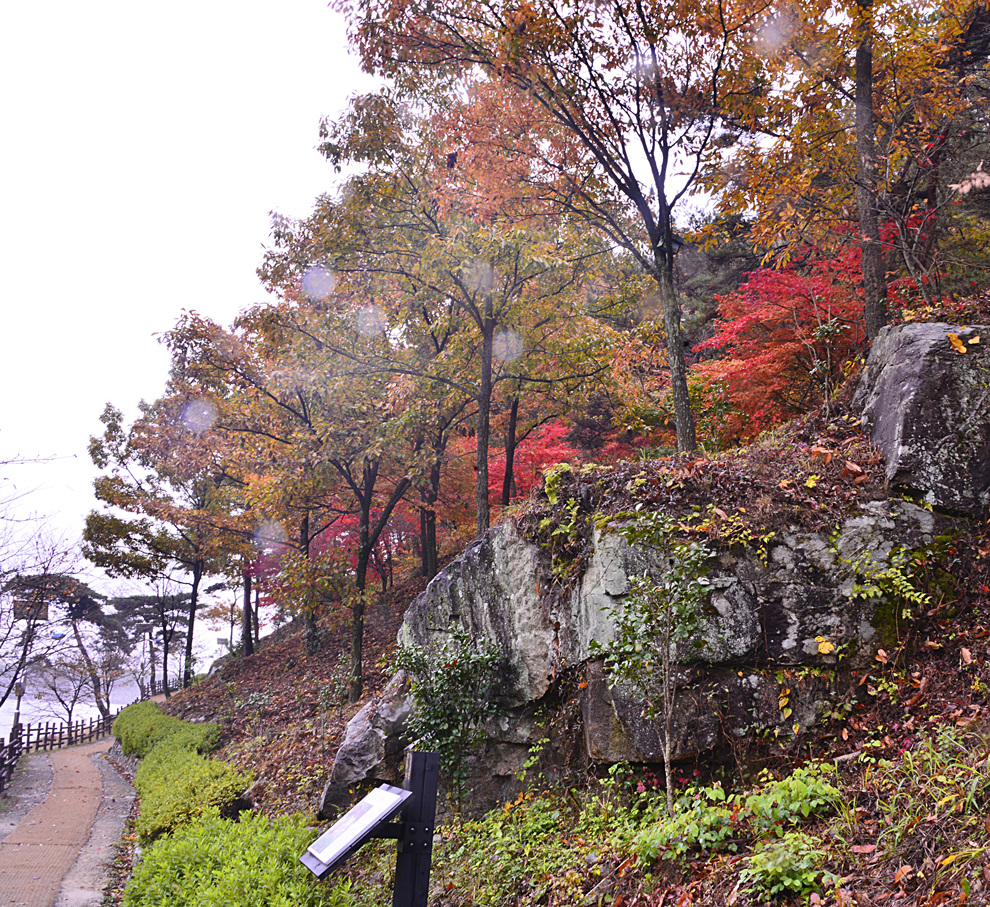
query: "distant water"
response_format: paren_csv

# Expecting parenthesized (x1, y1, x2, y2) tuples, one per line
(0, 631, 252, 741)
(0, 678, 144, 741)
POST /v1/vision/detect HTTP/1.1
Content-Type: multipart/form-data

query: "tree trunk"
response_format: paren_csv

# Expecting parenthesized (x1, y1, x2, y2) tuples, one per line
(350, 472, 373, 702)
(654, 264, 697, 453)
(420, 459, 441, 580)
(182, 559, 203, 688)
(241, 568, 254, 657)
(70, 620, 111, 720)
(301, 512, 319, 656)
(161, 628, 171, 698)
(501, 395, 519, 506)
(348, 463, 412, 702)
(253, 585, 261, 646)
(421, 506, 438, 580)
(476, 304, 495, 535)
(148, 629, 157, 697)
(855, 0, 888, 340)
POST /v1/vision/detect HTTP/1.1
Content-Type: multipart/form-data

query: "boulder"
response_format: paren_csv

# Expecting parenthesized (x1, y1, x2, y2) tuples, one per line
(318, 671, 413, 818)
(854, 322, 990, 516)
(324, 498, 947, 811)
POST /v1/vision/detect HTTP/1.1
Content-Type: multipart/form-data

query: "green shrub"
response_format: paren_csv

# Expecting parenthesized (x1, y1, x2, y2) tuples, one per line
(744, 763, 842, 837)
(739, 831, 838, 901)
(633, 762, 840, 862)
(134, 745, 249, 842)
(394, 630, 501, 789)
(113, 701, 218, 758)
(115, 701, 247, 842)
(123, 811, 352, 907)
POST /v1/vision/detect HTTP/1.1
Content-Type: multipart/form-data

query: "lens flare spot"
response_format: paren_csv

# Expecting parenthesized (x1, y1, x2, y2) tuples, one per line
(755, 13, 795, 55)
(493, 329, 524, 363)
(356, 305, 388, 336)
(254, 521, 287, 551)
(302, 266, 336, 301)
(181, 399, 217, 434)
(464, 259, 495, 294)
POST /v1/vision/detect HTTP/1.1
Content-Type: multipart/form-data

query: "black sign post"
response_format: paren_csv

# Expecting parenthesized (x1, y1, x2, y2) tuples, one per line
(391, 750, 440, 907)
(301, 749, 440, 907)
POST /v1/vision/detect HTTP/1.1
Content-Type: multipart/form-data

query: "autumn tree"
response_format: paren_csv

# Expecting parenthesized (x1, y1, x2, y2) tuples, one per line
(164, 302, 422, 699)
(693, 243, 867, 437)
(705, 0, 990, 329)
(263, 92, 616, 539)
(84, 401, 242, 687)
(332, 0, 784, 452)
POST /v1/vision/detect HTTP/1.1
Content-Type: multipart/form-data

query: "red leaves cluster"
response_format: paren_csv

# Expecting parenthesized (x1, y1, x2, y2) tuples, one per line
(693, 248, 867, 440)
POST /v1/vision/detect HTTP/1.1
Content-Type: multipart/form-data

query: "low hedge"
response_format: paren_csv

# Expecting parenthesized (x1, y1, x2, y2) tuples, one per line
(122, 811, 352, 907)
(112, 700, 218, 758)
(114, 701, 248, 842)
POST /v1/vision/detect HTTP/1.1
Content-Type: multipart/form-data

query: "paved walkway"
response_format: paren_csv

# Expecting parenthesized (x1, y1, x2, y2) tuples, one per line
(0, 739, 134, 907)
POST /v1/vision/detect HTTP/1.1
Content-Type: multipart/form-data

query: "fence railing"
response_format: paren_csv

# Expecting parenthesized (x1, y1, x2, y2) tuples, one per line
(0, 733, 21, 796)
(20, 713, 119, 753)
(0, 674, 181, 796)
(0, 712, 118, 796)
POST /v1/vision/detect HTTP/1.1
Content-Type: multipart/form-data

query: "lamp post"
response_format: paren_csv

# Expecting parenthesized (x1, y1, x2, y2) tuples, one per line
(12, 681, 25, 742)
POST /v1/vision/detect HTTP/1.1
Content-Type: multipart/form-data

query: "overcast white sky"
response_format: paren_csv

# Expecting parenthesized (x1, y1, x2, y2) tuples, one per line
(1, 0, 371, 547)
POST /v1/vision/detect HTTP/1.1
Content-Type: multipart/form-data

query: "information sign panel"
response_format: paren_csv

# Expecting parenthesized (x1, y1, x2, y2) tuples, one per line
(301, 784, 412, 878)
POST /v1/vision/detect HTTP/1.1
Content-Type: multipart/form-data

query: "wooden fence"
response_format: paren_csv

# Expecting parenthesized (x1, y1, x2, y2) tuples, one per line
(0, 712, 118, 796)
(0, 733, 21, 796)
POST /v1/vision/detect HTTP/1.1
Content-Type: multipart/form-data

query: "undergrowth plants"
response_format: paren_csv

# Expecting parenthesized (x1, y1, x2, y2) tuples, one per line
(394, 629, 502, 794)
(632, 762, 841, 862)
(739, 831, 838, 901)
(419, 760, 844, 906)
(862, 723, 990, 865)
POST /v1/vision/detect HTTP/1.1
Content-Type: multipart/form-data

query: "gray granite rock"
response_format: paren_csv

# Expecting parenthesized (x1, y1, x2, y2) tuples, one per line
(324, 498, 950, 813)
(854, 322, 990, 516)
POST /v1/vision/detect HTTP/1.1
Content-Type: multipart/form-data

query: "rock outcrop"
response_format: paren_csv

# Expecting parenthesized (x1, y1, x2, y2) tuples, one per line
(320, 321, 986, 815)
(854, 322, 990, 517)
(322, 499, 944, 815)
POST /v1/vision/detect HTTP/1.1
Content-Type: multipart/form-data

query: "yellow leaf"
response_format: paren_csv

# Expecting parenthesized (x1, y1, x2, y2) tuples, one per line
(816, 636, 836, 655)
(947, 332, 967, 354)
(805, 474, 819, 488)
(968, 335, 980, 345)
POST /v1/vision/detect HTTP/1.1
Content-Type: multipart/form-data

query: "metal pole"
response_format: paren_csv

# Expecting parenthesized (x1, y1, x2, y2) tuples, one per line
(10, 683, 24, 742)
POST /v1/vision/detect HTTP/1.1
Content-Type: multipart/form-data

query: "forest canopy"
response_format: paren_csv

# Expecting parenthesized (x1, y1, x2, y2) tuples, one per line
(78, 0, 989, 700)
